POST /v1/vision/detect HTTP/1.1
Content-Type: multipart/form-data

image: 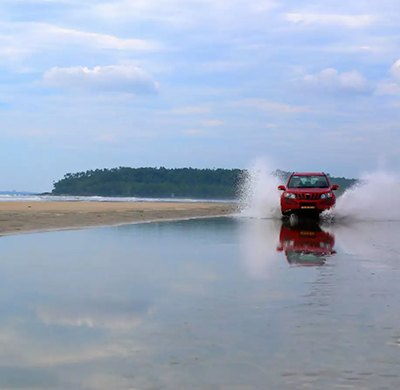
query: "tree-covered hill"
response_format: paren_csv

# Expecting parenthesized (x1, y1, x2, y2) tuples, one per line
(52, 167, 357, 199)
(52, 167, 242, 199)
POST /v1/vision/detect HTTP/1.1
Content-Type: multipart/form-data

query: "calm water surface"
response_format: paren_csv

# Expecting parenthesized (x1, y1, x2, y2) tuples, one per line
(0, 217, 400, 389)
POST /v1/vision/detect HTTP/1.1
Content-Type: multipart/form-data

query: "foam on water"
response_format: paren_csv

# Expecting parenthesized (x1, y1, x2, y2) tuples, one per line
(237, 159, 282, 219)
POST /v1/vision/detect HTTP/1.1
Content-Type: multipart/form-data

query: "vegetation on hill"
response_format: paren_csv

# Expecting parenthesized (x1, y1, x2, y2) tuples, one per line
(52, 167, 242, 199)
(52, 167, 357, 199)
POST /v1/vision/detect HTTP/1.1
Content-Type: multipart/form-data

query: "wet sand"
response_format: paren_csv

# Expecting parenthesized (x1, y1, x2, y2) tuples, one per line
(0, 201, 237, 236)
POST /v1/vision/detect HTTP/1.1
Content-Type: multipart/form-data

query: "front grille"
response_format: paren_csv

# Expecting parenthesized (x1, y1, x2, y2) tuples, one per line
(295, 193, 321, 200)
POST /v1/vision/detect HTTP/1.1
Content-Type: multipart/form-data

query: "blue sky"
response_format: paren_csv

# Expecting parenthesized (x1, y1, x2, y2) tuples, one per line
(1, 0, 400, 191)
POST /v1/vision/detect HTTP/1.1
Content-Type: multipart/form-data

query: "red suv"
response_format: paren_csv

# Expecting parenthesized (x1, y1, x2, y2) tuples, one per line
(278, 172, 338, 217)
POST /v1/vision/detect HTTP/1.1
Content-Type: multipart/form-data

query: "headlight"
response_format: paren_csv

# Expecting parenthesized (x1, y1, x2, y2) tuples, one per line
(321, 192, 333, 199)
(284, 192, 296, 199)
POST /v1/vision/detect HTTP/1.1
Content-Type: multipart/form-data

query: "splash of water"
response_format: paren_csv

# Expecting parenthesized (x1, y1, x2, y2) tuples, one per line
(237, 159, 282, 219)
(324, 170, 400, 221)
(238, 160, 400, 222)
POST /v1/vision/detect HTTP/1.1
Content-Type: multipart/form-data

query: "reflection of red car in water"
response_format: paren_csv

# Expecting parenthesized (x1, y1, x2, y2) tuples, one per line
(277, 223, 336, 266)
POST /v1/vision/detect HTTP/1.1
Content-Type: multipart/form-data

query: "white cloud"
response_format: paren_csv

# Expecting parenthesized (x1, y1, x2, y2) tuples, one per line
(171, 106, 211, 115)
(199, 61, 248, 73)
(303, 68, 371, 94)
(0, 22, 160, 65)
(286, 13, 376, 29)
(42, 24, 160, 51)
(91, 0, 278, 29)
(202, 119, 223, 126)
(97, 134, 118, 143)
(390, 59, 400, 81)
(42, 65, 159, 93)
(183, 129, 204, 134)
(376, 80, 400, 95)
(376, 59, 400, 95)
(323, 41, 394, 55)
(2, 0, 72, 2)
(0, 47, 31, 59)
(231, 98, 309, 113)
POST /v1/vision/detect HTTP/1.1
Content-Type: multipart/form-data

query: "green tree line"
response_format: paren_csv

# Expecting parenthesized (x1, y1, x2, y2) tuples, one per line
(52, 167, 357, 199)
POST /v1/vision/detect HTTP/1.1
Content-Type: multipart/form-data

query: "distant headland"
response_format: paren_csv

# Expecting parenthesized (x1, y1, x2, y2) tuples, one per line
(51, 167, 357, 199)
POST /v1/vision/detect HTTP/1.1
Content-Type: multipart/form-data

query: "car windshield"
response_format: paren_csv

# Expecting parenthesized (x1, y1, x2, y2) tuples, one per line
(288, 175, 329, 189)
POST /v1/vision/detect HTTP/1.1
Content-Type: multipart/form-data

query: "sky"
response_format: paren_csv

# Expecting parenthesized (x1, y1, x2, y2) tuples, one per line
(1, 0, 400, 191)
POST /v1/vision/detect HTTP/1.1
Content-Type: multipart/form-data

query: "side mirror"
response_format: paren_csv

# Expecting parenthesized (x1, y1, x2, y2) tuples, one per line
(278, 185, 286, 191)
(331, 185, 339, 190)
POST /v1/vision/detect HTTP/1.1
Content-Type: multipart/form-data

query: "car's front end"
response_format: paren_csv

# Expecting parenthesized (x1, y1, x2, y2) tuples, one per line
(279, 173, 338, 218)
(281, 189, 336, 216)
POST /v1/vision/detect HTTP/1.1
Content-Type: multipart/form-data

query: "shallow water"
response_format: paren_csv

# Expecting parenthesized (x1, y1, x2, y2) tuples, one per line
(0, 194, 233, 203)
(0, 217, 400, 389)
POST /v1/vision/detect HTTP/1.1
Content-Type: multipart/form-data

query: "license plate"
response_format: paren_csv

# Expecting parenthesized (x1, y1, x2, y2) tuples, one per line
(300, 231, 315, 236)
(301, 206, 315, 209)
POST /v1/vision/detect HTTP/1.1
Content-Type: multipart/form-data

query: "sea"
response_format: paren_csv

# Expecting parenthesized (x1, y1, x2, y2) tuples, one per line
(0, 193, 232, 203)
(0, 217, 400, 389)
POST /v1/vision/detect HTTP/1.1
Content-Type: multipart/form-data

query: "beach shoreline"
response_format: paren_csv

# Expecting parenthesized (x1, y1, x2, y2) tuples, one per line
(0, 201, 237, 237)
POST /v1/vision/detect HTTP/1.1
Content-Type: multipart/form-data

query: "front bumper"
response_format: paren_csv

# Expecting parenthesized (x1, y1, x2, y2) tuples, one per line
(281, 198, 335, 215)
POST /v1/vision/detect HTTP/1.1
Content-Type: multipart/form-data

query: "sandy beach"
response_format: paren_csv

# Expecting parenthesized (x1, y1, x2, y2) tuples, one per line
(0, 201, 237, 236)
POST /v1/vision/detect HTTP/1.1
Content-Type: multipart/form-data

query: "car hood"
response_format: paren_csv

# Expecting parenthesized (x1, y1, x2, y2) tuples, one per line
(286, 188, 331, 193)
